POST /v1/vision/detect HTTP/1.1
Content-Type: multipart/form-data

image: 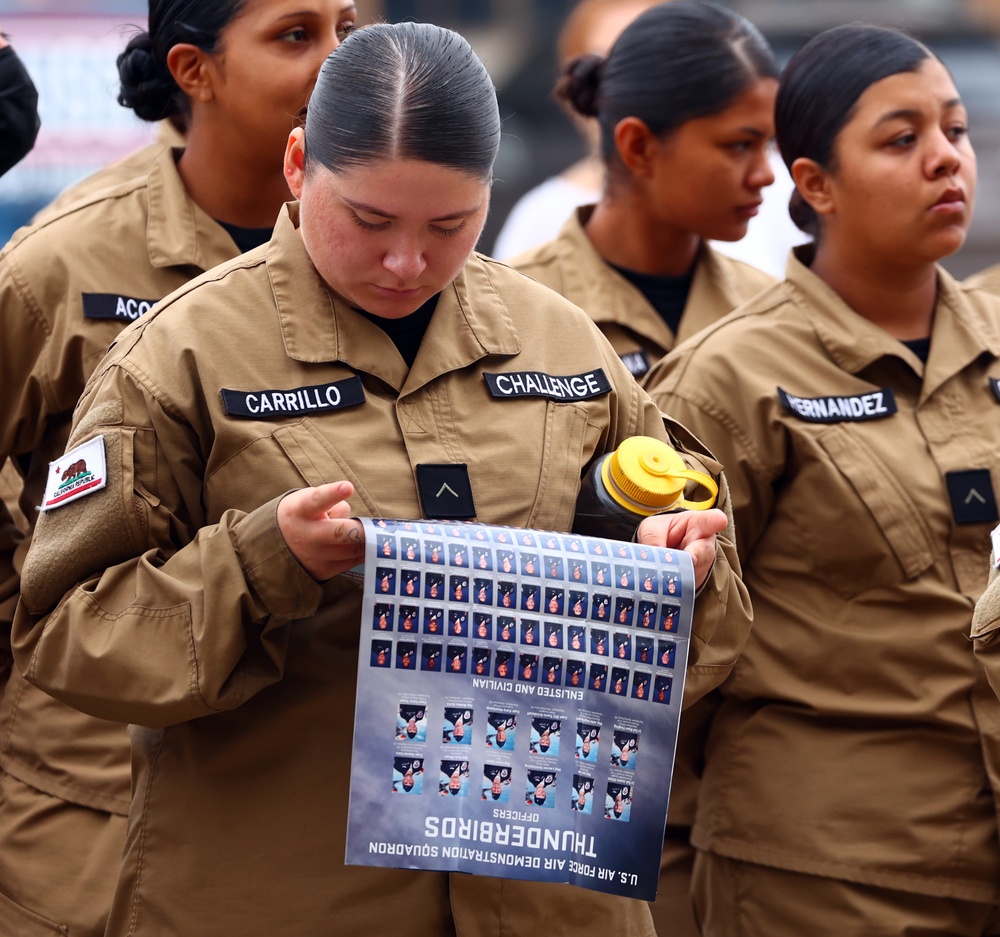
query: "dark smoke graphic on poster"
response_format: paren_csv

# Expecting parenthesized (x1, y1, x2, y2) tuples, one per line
(347, 519, 694, 900)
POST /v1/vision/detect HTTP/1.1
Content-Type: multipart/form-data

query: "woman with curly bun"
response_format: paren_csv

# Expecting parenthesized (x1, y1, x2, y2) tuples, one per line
(513, 4, 776, 933)
(0, 1, 356, 932)
(510, 0, 778, 385)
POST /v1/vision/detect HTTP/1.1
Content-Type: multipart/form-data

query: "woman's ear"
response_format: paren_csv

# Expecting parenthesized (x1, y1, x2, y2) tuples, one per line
(612, 117, 658, 179)
(284, 128, 307, 199)
(791, 156, 835, 219)
(166, 43, 215, 104)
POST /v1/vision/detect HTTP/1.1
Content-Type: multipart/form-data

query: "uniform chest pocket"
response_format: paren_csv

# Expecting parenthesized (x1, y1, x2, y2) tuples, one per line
(451, 397, 592, 531)
(797, 424, 936, 599)
(519, 401, 591, 532)
(204, 421, 381, 520)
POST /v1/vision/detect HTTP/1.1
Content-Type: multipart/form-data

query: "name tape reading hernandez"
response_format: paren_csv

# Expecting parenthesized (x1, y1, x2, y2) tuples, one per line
(778, 387, 897, 424)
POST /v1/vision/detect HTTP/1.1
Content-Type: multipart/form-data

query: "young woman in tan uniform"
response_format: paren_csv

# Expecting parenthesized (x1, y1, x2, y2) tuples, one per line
(648, 24, 1000, 936)
(515, 5, 776, 931)
(510, 0, 777, 386)
(13, 23, 750, 935)
(0, 0, 357, 932)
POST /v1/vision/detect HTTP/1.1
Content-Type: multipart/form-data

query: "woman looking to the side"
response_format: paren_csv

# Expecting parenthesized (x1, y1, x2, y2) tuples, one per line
(0, 1, 357, 932)
(647, 24, 1000, 936)
(510, 0, 778, 385)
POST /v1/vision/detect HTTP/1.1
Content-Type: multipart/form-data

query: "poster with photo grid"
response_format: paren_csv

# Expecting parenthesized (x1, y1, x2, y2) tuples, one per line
(345, 518, 694, 900)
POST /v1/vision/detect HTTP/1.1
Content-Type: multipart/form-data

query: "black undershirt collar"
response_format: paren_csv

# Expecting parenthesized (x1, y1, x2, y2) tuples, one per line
(358, 294, 440, 368)
(610, 263, 695, 337)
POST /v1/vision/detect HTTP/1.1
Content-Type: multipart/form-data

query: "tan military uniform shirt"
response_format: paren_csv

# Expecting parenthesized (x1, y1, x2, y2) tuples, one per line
(509, 205, 775, 383)
(965, 262, 1000, 295)
(34, 120, 185, 222)
(0, 146, 237, 931)
(973, 564, 1000, 711)
(15, 205, 750, 936)
(647, 250, 1000, 902)
(0, 462, 25, 532)
(512, 205, 769, 868)
(968, 274, 1000, 697)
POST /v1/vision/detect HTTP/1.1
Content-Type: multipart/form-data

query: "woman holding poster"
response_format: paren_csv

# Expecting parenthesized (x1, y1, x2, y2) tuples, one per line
(13, 22, 749, 936)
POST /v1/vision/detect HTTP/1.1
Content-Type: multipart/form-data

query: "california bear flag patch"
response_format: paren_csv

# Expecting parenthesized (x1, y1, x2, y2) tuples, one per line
(40, 436, 107, 511)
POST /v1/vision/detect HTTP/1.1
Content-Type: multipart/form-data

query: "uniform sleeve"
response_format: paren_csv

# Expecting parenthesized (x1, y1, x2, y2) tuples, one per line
(12, 360, 327, 729)
(618, 352, 752, 708)
(0, 497, 22, 684)
(0, 45, 40, 177)
(647, 344, 779, 561)
(647, 343, 783, 705)
(0, 248, 53, 671)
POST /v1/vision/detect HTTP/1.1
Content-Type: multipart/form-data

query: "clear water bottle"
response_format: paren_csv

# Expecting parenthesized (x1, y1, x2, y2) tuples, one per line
(572, 435, 718, 541)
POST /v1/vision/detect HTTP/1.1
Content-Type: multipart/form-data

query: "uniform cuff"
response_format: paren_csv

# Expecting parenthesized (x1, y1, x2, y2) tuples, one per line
(232, 493, 324, 621)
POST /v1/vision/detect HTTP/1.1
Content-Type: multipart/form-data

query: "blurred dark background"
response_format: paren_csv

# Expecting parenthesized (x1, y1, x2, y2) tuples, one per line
(3, 0, 999, 276)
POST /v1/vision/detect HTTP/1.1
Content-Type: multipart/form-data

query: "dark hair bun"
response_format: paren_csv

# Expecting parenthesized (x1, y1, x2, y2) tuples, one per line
(117, 31, 179, 122)
(788, 189, 818, 237)
(555, 53, 604, 118)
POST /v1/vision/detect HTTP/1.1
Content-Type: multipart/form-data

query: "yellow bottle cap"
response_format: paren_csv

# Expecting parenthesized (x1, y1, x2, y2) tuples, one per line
(602, 436, 718, 514)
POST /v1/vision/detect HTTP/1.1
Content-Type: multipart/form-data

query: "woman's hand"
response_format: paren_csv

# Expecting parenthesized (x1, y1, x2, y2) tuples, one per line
(636, 508, 727, 589)
(277, 481, 365, 581)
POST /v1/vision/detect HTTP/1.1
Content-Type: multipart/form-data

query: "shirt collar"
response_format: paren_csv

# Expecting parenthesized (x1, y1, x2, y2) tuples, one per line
(550, 205, 675, 347)
(267, 204, 520, 391)
(786, 246, 1000, 389)
(144, 147, 240, 271)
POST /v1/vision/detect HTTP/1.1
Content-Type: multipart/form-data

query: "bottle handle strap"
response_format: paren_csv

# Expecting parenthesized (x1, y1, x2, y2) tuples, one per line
(670, 469, 719, 511)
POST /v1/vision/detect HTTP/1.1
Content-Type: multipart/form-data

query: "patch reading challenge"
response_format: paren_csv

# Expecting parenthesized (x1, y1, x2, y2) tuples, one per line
(221, 375, 366, 419)
(484, 370, 612, 402)
(777, 387, 897, 424)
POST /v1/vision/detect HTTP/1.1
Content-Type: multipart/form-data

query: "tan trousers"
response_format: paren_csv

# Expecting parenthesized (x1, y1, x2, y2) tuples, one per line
(649, 827, 700, 937)
(0, 770, 124, 936)
(693, 850, 1000, 937)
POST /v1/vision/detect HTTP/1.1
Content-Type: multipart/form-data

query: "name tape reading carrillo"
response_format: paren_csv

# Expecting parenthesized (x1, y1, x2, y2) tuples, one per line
(220, 376, 366, 419)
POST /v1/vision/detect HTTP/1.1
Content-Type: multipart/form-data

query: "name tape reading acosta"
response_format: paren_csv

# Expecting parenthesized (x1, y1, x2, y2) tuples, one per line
(345, 518, 696, 900)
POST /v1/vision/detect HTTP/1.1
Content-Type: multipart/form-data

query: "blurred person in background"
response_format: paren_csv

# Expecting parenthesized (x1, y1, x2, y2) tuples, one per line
(491, 0, 658, 261)
(0, 23, 39, 178)
(35, 118, 186, 222)
(648, 24, 1000, 936)
(0, 0, 358, 932)
(0, 24, 39, 535)
(512, 9, 776, 933)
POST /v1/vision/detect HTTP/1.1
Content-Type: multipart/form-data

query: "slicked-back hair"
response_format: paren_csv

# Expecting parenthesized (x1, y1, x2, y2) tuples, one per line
(117, 0, 246, 122)
(556, 0, 778, 165)
(304, 22, 501, 180)
(776, 24, 931, 236)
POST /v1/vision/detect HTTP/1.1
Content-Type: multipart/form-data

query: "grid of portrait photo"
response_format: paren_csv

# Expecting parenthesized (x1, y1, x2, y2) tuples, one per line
(365, 519, 693, 819)
(368, 519, 684, 708)
(389, 694, 648, 821)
